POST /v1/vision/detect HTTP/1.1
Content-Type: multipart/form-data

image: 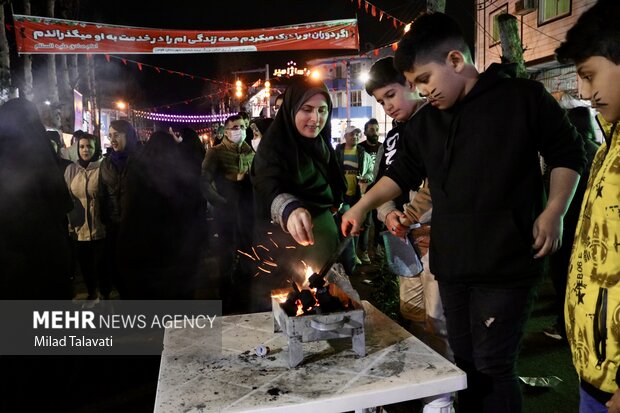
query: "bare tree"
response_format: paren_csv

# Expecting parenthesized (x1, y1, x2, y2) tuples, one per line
(44, 0, 61, 129)
(87, 54, 99, 134)
(0, 3, 13, 102)
(57, 0, 75, 131)
(19, 0, 34, 101)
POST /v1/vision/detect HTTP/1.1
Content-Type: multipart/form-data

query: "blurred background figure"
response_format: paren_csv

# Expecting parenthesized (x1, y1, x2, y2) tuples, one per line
(543, 106, 600, 341)
(0, 97, 75, 411)
(201, 115, 255, 312)
(118, 130, 201, 299)
(99, 119, 140, 297)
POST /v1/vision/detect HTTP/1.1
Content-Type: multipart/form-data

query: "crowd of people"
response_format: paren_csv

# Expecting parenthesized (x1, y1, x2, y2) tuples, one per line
(0, 2, 618, 412)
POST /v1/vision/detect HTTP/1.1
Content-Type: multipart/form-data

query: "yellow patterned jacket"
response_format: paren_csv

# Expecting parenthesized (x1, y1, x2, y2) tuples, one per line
(566, 115, 620, 396)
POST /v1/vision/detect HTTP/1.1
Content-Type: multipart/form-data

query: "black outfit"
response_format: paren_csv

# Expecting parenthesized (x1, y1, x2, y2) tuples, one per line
(252, 75, 346, 311)
(547, 136, 599, 337)
(118, 132, 201, 299)
(359, 139, 381, 155)
(0, 98, 74, 412)
(384, 64, 586, 412)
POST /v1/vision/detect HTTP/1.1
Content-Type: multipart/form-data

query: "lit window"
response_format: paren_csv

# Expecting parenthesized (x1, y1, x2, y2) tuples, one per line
(539, 0, 571, 24)
(351, 91, 362, 107)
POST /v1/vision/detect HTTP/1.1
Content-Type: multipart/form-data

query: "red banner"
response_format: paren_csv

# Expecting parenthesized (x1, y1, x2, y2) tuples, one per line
(13, 15, 359, 54)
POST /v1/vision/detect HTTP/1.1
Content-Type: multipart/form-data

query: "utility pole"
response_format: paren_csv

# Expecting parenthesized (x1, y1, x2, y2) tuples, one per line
(265, 64, 270, 118)
(345, 61, 351, 127)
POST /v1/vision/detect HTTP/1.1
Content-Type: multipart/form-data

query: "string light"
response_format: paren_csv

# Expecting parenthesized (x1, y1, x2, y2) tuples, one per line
(133, 110, 238, 123)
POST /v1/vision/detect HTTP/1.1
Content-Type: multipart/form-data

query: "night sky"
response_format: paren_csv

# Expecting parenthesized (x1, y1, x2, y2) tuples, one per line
(23, 0, 475, 113)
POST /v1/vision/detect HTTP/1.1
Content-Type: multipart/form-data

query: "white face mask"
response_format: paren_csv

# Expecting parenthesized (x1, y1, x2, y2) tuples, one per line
(251, 138, 261, 151)
(227, 129, 246, 144)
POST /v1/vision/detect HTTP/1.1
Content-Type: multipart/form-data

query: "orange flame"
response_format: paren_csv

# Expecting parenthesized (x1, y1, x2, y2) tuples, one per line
(295, 299, 304, 316)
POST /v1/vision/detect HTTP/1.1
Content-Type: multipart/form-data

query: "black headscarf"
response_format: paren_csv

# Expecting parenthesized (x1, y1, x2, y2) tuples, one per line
(251, 75, 345, 221)
(0, 98, 72, 299)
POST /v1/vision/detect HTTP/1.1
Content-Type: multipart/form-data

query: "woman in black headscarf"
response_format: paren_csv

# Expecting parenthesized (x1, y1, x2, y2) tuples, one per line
(251, 76, 346, 305)
(0, 98, 73, 299)
(118, 130, 199, 299)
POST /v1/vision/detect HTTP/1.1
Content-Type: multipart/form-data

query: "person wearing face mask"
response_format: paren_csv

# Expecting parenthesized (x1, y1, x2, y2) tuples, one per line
(249, 118, 274, 152)
(64, 133, 108, 307)
(200, 114, 255, 313)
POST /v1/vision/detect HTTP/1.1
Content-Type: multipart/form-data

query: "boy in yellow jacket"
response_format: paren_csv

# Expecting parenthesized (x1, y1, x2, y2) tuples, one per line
(556, 1, 620, 411)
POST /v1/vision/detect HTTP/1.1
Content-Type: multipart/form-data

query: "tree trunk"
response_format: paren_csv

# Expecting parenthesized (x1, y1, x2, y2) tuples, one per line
(427, 0, 446, 13)
(58, 0, 74, 131)
(21, 0, 34, 101)
(68, 54, 78, 88)
(87, 55, 99, 135)
(497, 14, 528, 79)
(0, 5, 13, 102)
(45, 0, 61, 129)
(57, 54, 73, 131)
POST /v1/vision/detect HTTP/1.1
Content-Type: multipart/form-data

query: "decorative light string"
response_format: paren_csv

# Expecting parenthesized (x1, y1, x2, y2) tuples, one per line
(133, 110, 237, 123)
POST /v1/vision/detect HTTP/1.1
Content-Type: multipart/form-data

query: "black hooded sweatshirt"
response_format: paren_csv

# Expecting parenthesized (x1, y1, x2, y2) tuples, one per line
(385, 63, 586, 286)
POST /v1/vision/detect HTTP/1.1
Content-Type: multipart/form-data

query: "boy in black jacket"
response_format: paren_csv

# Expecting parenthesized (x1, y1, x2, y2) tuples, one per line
(342, 12, 586, 413)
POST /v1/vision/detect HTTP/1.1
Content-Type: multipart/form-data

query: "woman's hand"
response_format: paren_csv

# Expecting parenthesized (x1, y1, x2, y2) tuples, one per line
(287, 208, 315, 246)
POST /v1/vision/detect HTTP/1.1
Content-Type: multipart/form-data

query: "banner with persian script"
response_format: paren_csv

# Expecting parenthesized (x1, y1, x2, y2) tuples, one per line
(13, 15, 359, 54)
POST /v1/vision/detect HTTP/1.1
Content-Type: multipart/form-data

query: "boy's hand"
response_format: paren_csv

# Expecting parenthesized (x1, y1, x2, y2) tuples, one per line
(606, 387, 620, 413)
(385, 210, 409, 238)
(341, 205, 365, 236)
(287, 208, 314, 246)
(532, 209, 563, 258)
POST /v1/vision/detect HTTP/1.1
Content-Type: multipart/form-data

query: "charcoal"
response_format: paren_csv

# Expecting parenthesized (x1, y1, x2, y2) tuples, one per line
(308, 273, 326, 289)
(280, 299, 298, 316)
(298, 290, 316, 313)
(315, 289, 345, 313)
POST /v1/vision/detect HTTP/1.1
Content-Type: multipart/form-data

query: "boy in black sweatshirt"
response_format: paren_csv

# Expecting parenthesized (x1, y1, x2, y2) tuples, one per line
(342, 12, 586, 413)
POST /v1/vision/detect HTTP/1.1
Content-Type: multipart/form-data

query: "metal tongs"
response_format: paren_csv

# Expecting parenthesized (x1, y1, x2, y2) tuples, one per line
(308, 236, 353, 289)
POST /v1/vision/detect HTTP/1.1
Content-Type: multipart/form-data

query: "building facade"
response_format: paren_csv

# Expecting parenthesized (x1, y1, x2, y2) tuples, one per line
(475, 0, 597, 96)
(307, 56, 390, 147)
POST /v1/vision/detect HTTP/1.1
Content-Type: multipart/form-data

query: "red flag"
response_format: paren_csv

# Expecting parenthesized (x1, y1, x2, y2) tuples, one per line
(104, 54, 110, 62)
(373, 49, 379, 56)
(393, 18, 397, 29)
(358, 0, 361, 8)
(121, 58, 127, 65)
(137, 62, 143, 71)
(379, 11, 384, 21)
(155, 67, 161, 73)
(167, 70, 174, 74)
(391, 43, 398, 51)
(371, 6, 376, 16)
(365, 2, 369, 12)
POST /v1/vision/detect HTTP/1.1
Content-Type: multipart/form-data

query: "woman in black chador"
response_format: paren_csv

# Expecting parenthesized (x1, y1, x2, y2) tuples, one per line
(117, 130, 200, 299)
(0, 98, 73, 299)
(251, 76, 346, 310)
